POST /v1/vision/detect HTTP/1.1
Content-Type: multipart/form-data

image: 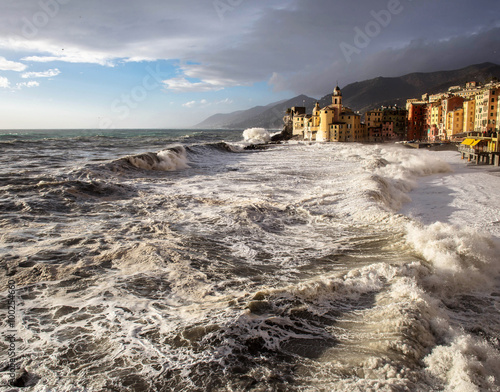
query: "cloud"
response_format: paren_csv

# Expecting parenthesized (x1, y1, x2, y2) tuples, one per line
(0, 57, 27, 72)
(163, 77, 226, 92)
(21, 53, 114, 67)
(182, 100, 197, 108)
(21, 68, 60, 78)
(0, 77, 40, 90)
(16, 80, 40, 88)
(216, 98, 233, 105)
(182, 98, 232, 108)
(0, 0, 499, 98)
(0, 76, 10, 88)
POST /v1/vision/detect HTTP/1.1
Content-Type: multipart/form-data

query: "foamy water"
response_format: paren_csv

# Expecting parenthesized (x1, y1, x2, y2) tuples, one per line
(1, 130, 499, 391)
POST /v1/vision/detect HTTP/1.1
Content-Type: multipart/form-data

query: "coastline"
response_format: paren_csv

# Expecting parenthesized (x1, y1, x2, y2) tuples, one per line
(399, 148, 500, 239)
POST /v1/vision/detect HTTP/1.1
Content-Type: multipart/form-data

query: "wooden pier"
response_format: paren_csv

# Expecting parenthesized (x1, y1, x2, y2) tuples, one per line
(458, 134, 500, 166)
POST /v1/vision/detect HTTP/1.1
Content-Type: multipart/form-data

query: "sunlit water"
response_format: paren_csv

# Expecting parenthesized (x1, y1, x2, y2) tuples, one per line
(1, 129, 499, 391)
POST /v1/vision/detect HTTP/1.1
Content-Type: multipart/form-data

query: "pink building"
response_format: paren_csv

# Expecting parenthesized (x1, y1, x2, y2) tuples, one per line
(428, 125, 440, 141)
(382, 122, 397, 140)
(368, 122, 397, 142)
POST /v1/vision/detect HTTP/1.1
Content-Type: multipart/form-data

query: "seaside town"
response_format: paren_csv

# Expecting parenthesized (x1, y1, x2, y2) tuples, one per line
(285, 79, 500, 165)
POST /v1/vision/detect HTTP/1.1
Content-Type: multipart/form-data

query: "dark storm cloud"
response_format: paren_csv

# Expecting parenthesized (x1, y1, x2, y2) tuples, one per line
(274, 26, 500, 96)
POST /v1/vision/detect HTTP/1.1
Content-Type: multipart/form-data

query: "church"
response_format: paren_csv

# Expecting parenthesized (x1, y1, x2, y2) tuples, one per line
(291, 86, 367, 142)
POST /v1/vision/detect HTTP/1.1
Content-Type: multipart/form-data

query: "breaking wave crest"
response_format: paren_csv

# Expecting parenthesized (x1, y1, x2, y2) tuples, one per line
(363, 147, 452, 212)
(123, 145, 190, 171)
(91, 143, 246, 176)
(406, 221, 500, 295)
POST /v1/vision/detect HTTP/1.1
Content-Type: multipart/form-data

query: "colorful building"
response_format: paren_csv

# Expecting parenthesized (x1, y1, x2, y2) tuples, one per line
(290, 86, 367, 143)
(366, 106, 407, 140)
(446, 108, 464, 139)
(368, 122, 397, 143)
(407, 103, 426, 140)
(480, 87, 499, 134)
(404, 80, 500, 142)
(497, 90, 500, 132)
(288, 106, 307, 137)
(441, 95, 464, 140)
(317, 86, 366, 142)
(428, 102, 443, 141)
(474, 86, 499, 134)
(303, 103, 321, 140)
(463, 99, 476, 133)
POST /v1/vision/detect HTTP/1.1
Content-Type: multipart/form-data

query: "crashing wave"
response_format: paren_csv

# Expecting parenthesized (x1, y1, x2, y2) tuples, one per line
(101, 145, 190, 173)
(243, 128, 271, 144)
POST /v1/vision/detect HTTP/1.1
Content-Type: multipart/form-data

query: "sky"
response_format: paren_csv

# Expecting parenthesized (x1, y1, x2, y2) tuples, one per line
(0, 0, 499, 129)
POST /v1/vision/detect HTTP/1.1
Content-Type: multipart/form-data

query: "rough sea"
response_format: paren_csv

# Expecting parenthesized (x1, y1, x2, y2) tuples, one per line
(1, 128, 500, 392)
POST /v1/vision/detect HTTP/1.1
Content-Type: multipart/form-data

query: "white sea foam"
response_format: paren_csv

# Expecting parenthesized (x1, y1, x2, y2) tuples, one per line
(424, 333, 500, 392)
(400, 149, 500, 238)
(3, 137, 500, 391)
(405, 221, 500, 294)
(362, 146, 452, 212)
(242, 127, 271, 144)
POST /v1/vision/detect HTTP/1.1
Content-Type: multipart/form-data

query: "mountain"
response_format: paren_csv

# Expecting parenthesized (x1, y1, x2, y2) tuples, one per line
(193, 95, 317, 130)
(320, 62, 500, 114)
(194, 62, 500, 129)
(193, 101, 281, 129)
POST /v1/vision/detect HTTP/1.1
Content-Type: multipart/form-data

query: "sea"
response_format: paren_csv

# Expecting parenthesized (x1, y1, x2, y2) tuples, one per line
(1, 128, 500, 392)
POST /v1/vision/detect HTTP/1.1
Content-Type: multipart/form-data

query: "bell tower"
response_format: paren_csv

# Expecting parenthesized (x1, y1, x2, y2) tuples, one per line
(332, 85, 342, 106)
(331, 85, 342, 122)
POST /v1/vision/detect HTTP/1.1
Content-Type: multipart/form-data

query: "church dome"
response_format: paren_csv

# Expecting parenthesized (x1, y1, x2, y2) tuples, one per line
(333, 85, 342, 96)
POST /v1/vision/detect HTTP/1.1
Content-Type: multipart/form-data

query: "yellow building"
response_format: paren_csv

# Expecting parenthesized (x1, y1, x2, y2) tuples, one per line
(292, 115, 304, 136)
(328, 110, 365, 142)
(463, 99, 476, 133)
(288, 86, 367, 142)
(316, 86, 366, 142)
(430, 102, 442, 127)
(446, 108, 463, 138)
(475, 86, 500, 133)
(303, 103, 321, 140)
(497, 92, 500, 132)
(366, 109, 382, 128)
(427, 102, 443, 140)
